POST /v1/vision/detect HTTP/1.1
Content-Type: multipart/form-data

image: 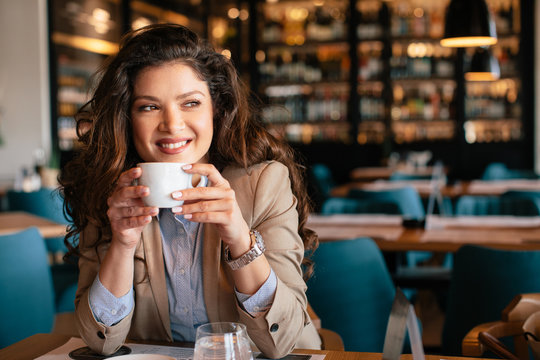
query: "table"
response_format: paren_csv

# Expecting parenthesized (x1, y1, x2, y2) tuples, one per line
(0, 211, 67, 238)
(0, 333, 494, 360)
(349, 166, 439, 182)
(307, 214, 540, 253)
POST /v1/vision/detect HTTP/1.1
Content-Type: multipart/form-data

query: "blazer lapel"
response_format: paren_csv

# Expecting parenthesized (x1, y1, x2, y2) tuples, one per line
(142, 219, 172, 340)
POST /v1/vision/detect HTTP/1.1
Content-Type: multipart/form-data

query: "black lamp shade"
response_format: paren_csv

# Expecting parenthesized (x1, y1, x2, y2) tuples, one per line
(441, 0, 497, 47)
(465, 47, 500, 81)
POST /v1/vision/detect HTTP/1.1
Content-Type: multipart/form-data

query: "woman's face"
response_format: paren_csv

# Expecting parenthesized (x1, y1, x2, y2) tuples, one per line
(131, 62, 213, 164)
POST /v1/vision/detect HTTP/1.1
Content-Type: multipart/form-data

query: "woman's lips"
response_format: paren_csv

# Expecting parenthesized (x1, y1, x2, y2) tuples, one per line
(156, 139, 190, 154)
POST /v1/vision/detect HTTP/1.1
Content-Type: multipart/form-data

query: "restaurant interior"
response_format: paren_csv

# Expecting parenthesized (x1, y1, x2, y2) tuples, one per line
(2, 0, 540, 358)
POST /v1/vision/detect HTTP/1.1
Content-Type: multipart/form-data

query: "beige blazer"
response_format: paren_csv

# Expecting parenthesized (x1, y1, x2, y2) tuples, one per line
(74, 161, 322, 357)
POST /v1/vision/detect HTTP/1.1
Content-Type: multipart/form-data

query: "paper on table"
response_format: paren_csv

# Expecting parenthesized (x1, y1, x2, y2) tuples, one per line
(309, 214, 403, 226)
(36, 337, 326, 360)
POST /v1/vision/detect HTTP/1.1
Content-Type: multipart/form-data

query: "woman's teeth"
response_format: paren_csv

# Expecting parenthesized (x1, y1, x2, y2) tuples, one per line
(160, 141, 188, 149)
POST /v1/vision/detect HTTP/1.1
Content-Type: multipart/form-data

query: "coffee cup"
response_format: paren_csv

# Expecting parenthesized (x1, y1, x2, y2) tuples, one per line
(137, 162, 205, 208)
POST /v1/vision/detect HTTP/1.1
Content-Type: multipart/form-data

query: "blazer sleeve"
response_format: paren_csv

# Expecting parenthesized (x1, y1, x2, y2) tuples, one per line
(228, 161, 316, 358)
(74, 223, 135, 355)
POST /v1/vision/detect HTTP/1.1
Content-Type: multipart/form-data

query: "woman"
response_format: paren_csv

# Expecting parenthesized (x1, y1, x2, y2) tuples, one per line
(60, 23, 321, 357)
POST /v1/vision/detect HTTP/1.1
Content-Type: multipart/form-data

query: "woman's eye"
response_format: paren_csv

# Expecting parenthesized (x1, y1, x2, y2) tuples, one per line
(184, 100, 201, 108)
(138, 104, 158, 112)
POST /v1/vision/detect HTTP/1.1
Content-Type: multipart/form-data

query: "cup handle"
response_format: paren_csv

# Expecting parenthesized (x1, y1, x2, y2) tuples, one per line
(189, 175, 208, 188)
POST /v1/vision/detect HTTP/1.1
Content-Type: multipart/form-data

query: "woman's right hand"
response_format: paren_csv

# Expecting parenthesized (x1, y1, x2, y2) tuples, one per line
(106, 167, 159, 251)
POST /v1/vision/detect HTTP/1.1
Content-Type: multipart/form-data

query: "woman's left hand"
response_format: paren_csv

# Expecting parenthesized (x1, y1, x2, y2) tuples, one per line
(171, 163, 251, 254)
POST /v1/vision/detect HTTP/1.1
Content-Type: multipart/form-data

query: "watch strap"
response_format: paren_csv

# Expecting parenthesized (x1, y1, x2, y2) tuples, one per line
(224, 230, 265, 270)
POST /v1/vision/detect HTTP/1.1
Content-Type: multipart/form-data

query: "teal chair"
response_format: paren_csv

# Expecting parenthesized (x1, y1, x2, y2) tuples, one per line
(321, 197, 399, 215)
(0, 228, 56, 347)
(441, 245, 540, 356)
(390, 172, 432, 181)
(6, 188, 78, 313)
(481, 162, 538, 180)
(6, 188, 69, 254)
(454, 195, 540, 216)
(310, 164, 336, 211)
(306, 238, 397, 352)
(348, 186, 425, 220)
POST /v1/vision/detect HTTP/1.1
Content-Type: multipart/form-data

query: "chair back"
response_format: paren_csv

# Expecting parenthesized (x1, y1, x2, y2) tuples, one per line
(7, 188, 70, 254)
(348, 186, 425, 219)
(310, 163, 335, 206)
(0, 227, 55, 347)
(306, 238, 396, 352)
(321, 197, 400, 215)
(442, 245, 540, 356)
(455, 195, 540, 216)
(482, 162, 538, 180)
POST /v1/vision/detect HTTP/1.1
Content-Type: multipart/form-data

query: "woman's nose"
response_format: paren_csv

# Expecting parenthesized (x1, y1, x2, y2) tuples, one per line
(159, 107, 185, 133)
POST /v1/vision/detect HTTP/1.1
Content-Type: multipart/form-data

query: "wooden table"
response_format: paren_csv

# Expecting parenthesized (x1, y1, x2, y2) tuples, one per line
(0, 211, 67, 238)
(0, 333, 494, 360)
(349, 166, 439, 182)
(308, 214, 540, 253)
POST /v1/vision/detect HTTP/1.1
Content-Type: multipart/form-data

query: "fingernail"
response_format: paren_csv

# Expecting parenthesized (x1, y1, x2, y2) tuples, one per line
(184, 214, 192, 219)
(172, 206, 182, 213)
(144, 216, 152, 222)
(172, 192, 182, 199)
(182, 164, 192, 170)
(150, 208, 159, 215)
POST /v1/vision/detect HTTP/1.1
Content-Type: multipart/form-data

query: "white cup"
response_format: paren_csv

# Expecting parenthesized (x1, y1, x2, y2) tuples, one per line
(137, 162, 205, 208)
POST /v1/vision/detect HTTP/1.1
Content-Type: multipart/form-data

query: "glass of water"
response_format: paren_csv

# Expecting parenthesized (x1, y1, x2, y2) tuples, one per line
(193, 322, 253, 360)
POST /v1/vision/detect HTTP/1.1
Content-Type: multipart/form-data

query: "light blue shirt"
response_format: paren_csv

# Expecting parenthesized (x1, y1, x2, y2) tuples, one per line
(89, 209, 277, 342)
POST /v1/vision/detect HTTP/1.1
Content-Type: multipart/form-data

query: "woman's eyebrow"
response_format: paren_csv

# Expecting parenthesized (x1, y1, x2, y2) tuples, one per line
(133, 90, 206, 102)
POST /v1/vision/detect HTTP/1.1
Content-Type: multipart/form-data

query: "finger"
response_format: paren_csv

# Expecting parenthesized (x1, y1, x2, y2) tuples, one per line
(181, 163, 228, 188)
(172, 186, 234, 203)
(173, 198, 233, 215)
(117, 205, 159, 219)
(117, 167, 142, 187)
(108, 186, 150, 208)
(116, 215, 154, 230)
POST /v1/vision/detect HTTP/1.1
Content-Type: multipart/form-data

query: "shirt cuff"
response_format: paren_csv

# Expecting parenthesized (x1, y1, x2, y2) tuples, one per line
(235, 268, 277, 317)
(88, 274, 134, 326)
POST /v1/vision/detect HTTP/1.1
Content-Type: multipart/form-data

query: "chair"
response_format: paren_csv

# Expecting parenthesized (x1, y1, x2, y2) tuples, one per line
(462, 293, 540, 360)
(0, 228, 56, 347)
(307, 303, 345, 350)
(321, 197, 399, 215)
(6, 188, 78, 313)
(306, 237, 397, 352)
(454, 195, 540, 216)
(441, 245, 540, 356)
(482, 162, 538, 181)
(348, 186, 425, 220)
(6, 188, 69, 254)
(310, 164, 336, 211)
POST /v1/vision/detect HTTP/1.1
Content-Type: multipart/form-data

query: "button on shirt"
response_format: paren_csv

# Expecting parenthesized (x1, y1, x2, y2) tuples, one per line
(89, 207, 277, 342)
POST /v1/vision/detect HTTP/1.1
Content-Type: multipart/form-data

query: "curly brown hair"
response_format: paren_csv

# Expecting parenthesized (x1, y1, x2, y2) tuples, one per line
(59, 23, 318, 279)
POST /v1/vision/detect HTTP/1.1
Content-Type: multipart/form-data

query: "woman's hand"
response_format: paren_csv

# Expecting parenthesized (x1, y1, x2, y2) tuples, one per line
(106, 167, 159, 251)
(171, 163, 251, 257)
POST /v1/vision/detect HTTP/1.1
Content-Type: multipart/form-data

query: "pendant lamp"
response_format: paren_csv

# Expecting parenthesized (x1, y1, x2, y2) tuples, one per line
(465, 47, 500, 81)
(441, 0, 497, 47)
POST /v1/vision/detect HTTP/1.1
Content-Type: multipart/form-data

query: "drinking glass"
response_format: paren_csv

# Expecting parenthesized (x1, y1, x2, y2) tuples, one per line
(193, 322, 253, 360)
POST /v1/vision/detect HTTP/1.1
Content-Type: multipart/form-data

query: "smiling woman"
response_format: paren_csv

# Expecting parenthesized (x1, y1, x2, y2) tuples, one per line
(58, 24, 320, 358)
(130, 63, 214, 165)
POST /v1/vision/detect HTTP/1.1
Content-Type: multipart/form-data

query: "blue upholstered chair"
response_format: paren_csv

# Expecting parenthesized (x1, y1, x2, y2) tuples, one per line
(6, 188, 69, 254)
(321, 197, 399, 215)
(0, 228, 56, 347)
(454, 195, 540, 216)
(6, 188, 78, 313)
(441, 245, 540, 356)
(348, 186, 425, 220)
(306, 238, 398, 352)
(481, 162, 538, 181)
(310, 164, 336, 211)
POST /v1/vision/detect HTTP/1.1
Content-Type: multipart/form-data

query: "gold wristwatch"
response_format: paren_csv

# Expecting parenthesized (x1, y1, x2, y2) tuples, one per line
(224, 230, 265, 270)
